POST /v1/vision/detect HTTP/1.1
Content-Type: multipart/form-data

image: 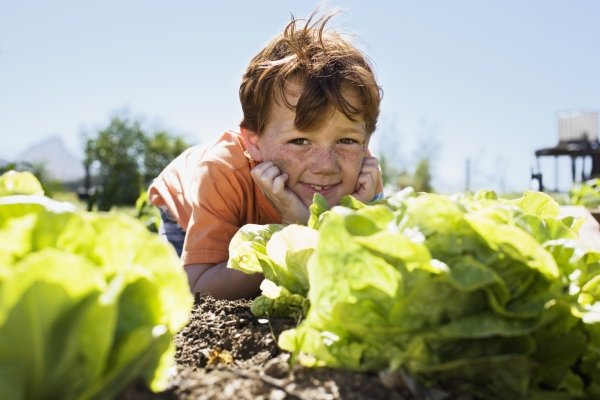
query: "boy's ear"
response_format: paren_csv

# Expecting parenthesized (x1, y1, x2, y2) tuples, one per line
(240, 127, 263, 162)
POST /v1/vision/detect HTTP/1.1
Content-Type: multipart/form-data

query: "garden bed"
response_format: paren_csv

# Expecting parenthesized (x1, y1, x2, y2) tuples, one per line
(119, 295, 435, 400)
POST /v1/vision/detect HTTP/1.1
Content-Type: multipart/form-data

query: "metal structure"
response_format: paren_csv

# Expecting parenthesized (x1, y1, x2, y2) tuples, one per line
(533, 111, 600, 192)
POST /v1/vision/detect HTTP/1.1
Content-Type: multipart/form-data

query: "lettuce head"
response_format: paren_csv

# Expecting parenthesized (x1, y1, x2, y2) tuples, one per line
(0, 194, 193, 400)
(232, 190, 600, 399)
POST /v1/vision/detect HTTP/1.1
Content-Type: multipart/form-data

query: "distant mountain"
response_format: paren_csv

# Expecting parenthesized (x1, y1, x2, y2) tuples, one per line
(18, 136, 85, 182)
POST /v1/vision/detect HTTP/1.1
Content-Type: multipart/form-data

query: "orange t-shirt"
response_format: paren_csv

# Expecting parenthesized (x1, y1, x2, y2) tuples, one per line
(147, 131, 281, 265)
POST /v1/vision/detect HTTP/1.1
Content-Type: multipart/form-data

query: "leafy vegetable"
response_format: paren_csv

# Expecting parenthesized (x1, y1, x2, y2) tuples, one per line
(570, 178, 600, 209)
(227, 223, 315, 318)
(0, 170, 45, 197)
(229, 190, 600, 399)
(0, 193, 193, 400)
(227, 223, 284, 275)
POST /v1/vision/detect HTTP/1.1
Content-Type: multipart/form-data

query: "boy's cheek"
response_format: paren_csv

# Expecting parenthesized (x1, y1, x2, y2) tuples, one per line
(271, 157, 295, 179)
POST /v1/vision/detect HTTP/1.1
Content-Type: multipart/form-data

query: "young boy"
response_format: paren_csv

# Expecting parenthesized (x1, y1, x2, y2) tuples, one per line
(148, 11, 384, 300)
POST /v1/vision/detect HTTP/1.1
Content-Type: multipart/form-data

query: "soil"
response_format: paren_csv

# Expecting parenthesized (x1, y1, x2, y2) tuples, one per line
(118, 294, 457, 400)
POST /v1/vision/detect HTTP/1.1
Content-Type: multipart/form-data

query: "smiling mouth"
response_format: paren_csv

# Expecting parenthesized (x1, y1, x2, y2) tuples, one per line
(308, 184, 334, 192)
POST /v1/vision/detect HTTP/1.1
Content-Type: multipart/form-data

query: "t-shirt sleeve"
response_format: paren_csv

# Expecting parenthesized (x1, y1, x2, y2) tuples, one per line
(181, 161, 246, 266)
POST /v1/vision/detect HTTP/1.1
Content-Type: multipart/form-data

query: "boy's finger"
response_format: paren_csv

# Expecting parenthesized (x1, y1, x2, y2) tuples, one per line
(354, 172, 376, 195)
(252, 162, 280, 183)
(272, 174, 288, 195)
(251, 160, 273, 174)
(360, 160, 379, 173)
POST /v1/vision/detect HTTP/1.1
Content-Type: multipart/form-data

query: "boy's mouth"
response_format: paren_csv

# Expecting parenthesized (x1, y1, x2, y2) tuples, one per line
(304, 183, 338, 197)
(309, 184, 332, 191)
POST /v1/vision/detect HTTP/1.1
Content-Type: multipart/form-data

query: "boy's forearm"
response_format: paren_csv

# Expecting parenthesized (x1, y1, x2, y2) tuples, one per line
(185, 261, 263, 300)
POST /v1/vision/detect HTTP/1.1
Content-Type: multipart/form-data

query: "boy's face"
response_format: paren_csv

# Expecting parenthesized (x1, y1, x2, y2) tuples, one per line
(245, 86, 369, 208)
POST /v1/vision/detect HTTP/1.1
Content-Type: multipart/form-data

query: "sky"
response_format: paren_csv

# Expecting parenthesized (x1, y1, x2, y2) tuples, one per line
(1, 0, 599, 194)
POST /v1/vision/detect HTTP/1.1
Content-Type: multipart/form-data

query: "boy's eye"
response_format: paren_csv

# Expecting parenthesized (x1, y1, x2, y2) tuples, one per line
(289, 138, 309, 145)
(339, 138, 359, 145)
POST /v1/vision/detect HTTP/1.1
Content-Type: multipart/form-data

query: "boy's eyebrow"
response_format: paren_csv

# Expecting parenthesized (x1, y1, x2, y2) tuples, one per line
(337, 126, 367, 135)
(281, 126, 367, 137)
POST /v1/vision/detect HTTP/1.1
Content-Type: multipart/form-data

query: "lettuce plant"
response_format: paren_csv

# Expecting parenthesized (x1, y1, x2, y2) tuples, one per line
(0, 193, 193, 399)
(570, 178, 600, 209)
(0, 170, 44, 196)
(227, 223, 313, 318)
(230, 190, 600, 399)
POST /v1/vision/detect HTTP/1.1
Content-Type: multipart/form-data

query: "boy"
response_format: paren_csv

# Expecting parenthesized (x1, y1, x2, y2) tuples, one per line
(148, 11, 384, 300)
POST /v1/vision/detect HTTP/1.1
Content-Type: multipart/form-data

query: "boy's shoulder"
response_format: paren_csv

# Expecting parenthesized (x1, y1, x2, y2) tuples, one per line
(186, 131, 250, 171)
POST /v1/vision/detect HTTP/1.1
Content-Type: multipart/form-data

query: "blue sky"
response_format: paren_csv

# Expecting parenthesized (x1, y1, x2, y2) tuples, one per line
(1, 0, 599, 193)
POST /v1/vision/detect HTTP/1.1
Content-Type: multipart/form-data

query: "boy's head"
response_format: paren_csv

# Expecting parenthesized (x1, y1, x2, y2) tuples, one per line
(239, 10, 382, 137)
(239, 10, 383, 208)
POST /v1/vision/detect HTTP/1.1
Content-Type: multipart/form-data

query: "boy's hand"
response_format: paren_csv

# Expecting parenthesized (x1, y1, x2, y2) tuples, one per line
(352, 156, 382, 202)
(251, 161, 310, 225)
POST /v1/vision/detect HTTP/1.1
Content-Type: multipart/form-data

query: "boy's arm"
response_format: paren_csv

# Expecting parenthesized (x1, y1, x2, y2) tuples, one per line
(184, 262, 263, 300)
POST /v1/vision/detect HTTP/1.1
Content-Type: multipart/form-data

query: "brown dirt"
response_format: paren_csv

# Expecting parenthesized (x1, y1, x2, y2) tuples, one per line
(117, 294, 456, 400)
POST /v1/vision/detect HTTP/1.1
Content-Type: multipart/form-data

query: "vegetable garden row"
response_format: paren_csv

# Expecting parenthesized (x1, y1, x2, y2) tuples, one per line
(2, 170, 600, 399)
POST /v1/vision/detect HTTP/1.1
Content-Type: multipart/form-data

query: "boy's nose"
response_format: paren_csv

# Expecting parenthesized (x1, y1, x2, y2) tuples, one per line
(311, 146, 339, 173)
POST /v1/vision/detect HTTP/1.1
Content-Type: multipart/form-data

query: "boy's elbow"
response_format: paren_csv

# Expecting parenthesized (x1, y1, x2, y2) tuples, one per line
(184, 262, 263, 300)
(184, 262, 215, 293)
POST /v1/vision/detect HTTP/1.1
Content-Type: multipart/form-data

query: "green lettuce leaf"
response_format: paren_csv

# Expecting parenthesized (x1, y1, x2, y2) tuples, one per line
(0, 170, 44, 197)
(0, 194, 193, 399)
(278, 191, 600, 398)
(229, 189, 600, 399)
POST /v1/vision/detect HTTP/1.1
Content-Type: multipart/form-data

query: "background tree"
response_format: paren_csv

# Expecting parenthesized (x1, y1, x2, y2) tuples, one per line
(377, 153, 399, 188)
(374, 115, 438, 193)
(143, 131, 189, 185)
(90, 117, 145, 210)
(84, 115, 190, 211)
(412, 156, 434, 192)
(80, 137, 98, 211)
